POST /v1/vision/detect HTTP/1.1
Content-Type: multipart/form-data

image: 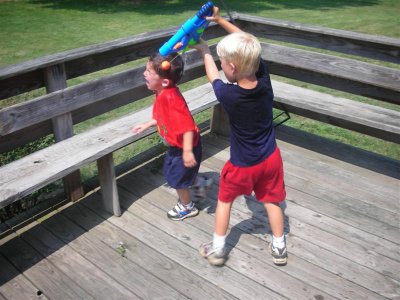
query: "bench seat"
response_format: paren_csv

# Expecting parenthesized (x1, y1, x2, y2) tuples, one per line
(272, 80, 400, 143)
(1, 78, 398, 215)
(214, 73, 400, 143)
(0, 83, 217, 214)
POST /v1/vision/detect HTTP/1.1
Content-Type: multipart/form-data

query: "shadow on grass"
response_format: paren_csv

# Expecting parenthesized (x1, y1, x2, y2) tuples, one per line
(27, 0, 379, 15)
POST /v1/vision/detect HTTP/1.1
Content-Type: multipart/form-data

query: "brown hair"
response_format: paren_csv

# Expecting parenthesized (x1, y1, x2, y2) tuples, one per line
(149, 52, 184, 84)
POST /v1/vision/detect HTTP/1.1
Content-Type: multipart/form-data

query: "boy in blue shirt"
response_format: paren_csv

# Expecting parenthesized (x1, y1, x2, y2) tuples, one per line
(192, 7, 287, 266)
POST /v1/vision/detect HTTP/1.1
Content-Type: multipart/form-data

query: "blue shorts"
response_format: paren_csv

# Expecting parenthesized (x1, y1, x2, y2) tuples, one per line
(163, 137, 202, 189)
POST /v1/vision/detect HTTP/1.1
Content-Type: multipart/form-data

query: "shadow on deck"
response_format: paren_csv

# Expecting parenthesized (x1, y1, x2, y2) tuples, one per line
(0, 126, 399, 300)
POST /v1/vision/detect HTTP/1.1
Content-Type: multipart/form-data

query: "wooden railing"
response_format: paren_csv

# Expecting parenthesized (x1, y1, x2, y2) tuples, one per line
(0, 14, 399, 221)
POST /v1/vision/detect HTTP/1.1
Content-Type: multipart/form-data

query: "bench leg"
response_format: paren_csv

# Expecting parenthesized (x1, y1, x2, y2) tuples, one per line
(210, 103, 230, 137)
(97, 154, 121, 217)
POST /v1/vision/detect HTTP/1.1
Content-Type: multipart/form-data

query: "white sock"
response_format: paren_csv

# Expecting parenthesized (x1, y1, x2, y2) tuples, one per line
(213, 233, 226, 250)
(272, 235, 285, 249)
(183, 201, 193, 208)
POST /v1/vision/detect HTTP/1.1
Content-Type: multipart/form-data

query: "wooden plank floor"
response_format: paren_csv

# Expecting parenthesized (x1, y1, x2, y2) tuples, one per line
(0, 127, 399, 300)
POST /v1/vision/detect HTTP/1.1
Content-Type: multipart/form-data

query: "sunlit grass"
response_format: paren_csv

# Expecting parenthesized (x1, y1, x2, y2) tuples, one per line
(0, 0, 398, 161)
(1, 0, 399, 66)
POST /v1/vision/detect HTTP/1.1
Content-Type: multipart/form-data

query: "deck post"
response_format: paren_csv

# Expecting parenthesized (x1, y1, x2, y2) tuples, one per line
(210, 103, 230, 137)
(44, 63, 84, 202)
(97, 153, 121, 217)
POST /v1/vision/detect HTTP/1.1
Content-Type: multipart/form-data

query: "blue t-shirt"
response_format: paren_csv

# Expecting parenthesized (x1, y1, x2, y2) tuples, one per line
(212, 60, 276, 167)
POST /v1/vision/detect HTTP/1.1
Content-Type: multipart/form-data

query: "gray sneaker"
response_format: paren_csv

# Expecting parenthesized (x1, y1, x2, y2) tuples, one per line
(269, 237, 288, 266)
(199, 241, 226, 266)
(192, 176, 213, 200)
(167, 200, 199, 221)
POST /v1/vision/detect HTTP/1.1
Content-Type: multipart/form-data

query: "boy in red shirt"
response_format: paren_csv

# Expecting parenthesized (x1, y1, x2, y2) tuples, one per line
(132, 52, 211, 220)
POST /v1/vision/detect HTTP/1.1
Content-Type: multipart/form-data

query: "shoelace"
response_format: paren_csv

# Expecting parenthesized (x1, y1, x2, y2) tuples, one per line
(176, 201, 193, 212)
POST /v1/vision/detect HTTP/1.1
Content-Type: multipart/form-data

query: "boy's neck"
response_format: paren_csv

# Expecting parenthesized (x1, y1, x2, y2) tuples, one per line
(156, 84, 176, 95)
(237, 75, 257, 89)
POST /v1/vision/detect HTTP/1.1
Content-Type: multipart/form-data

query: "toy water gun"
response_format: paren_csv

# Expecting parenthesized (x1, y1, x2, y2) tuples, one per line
(159, 1, 214, 56)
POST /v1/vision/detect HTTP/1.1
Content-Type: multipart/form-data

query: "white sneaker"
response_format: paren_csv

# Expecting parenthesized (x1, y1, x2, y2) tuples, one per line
(199, 241, 226, 266)
(167, 200, 199, 221)
(269, 236, 288, 265)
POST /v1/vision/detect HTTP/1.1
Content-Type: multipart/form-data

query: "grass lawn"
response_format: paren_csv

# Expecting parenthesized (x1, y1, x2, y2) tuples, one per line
(0, 0, 399, 221)
(1, 0, 399, 66)
(0, 0, 399, 166)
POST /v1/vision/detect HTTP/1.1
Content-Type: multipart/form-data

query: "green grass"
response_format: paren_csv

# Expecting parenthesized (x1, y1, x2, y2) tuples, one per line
(0, 0, 399, 166)
(1, 0, 399, 66)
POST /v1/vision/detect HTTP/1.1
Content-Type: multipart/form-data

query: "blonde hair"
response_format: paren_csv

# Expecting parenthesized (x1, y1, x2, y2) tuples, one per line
(216, 31, 261, 76)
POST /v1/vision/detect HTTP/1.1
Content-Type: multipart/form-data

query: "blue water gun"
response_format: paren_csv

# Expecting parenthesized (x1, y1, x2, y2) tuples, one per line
(159, 1, 214, 56)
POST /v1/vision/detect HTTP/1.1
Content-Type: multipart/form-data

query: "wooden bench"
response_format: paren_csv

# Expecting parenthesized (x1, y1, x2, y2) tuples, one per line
(1, 50, 399, 217)
(0, 83, 217, 216)
(1, 14, 399, 227)
(211, 76, 400, 144)
(0, 49, 210, 205)
(260, 43, 400, 105)
(272, 80, 400, 144)
(212, 39, 400, 143)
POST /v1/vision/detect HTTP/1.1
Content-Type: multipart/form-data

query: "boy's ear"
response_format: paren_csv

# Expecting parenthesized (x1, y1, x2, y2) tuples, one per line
(229, 62, 236, 74)
(161, 78, 171, 87)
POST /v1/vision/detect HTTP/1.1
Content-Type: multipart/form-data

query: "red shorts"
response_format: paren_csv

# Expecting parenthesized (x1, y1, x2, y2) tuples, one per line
(218, 147, 286, 203)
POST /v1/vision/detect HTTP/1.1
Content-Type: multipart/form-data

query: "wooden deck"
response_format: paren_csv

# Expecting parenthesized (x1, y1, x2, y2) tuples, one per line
(0, 127, 399, 300)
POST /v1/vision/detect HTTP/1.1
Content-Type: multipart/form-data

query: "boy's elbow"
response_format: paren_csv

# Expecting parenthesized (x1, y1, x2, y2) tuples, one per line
(208, 74, 219, 83)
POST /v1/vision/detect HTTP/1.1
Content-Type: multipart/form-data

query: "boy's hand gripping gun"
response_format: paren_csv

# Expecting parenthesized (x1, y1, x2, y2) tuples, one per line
(159, 1, 214, 56)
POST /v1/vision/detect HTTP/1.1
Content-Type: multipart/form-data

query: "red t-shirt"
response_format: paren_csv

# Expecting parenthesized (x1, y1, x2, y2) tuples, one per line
(152, 86, 199, 148)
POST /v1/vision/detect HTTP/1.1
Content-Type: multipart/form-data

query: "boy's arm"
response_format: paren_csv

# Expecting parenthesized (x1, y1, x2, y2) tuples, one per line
(191, 6, 242, 83)
(191, 40, 220, 83)
(182, 131, 197, 168)
(131, 118, 157, 134)
(206, 6, 242, 34)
